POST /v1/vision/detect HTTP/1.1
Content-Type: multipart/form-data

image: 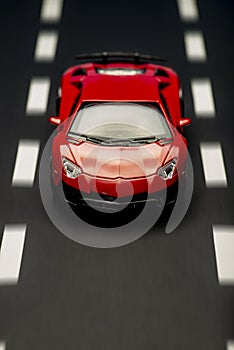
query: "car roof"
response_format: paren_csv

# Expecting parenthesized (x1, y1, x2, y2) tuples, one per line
(80, 74, 160, 103)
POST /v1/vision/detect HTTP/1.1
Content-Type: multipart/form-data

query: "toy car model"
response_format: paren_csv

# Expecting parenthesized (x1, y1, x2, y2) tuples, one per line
(49, 52, 191, 212)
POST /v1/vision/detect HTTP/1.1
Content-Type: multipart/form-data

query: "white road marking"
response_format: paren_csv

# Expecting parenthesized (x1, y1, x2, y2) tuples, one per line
(227, 341, 234, 350)
(213, 226, 234, 285)
(191, 78, 215, 117)
(26, 78, 50, 115)
(0, 342, 6, 350)
(184, 31, 207, 62)
(12, 140, 40, 187)
(177, 0, 199, 21)
(200, 143, 227, 187)
(34, 31, 58, 62)
(40, 0, 64, 22)
(0, 225, 27, 285)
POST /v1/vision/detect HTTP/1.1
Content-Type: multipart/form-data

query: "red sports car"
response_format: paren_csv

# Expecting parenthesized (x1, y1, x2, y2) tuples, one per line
(49, 52, 191, 212)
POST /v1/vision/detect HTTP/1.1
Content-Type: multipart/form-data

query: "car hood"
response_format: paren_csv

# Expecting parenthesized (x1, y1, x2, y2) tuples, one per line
(67, 141, 176, 179)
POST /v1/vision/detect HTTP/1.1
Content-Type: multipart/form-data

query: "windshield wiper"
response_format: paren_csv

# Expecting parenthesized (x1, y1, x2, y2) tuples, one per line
(131, 136, 162, 143)
(106, 136, 166, 144)
(68, 133, 108, 144)
(68, 133, 171, 145)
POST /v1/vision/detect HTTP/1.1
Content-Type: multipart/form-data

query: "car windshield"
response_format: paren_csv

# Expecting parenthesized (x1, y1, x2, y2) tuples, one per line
(69, 102, 172, 140)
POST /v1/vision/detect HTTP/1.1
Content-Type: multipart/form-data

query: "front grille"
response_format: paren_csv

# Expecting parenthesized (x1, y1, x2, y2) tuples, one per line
(62, 181, 177, 209)
(99, 193, 117, 202)
(62, 182, 150, 206)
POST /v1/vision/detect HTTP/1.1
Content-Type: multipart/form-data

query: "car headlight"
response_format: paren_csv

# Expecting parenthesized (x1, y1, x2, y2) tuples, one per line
(62, 157, 82, 178)
(158, 158, 177, 180)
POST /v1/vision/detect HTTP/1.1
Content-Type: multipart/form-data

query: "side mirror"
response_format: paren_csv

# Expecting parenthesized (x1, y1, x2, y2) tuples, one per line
(178, 118, 192, 128)
(49, 116, 61, 126)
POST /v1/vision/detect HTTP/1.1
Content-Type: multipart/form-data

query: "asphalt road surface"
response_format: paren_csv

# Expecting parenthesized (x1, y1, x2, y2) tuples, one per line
(0, 0, 233, 349)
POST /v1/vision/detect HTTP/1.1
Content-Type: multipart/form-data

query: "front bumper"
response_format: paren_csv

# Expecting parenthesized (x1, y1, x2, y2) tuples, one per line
(59, 180, 178, 212)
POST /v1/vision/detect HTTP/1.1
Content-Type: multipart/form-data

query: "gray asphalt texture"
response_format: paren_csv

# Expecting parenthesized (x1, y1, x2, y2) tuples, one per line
(0, 0, 233, 349)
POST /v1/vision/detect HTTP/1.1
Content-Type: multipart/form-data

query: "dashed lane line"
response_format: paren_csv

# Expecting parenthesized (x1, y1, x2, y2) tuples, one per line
(177, 0, 199, 22)
(179, 0, 232, 347)
(26, 77, 50, 115)
(213, 226, 234, 285)
(184, 31, 207, 62)
(40, 0, 64, 23)
(0, 224, 27, 285)
(34, 31, 59, 62)
(0, 342, 5, 350)
(227, 341, 234, 350)
(191, 78, 216, 117)
(12, 140, 40, 187)
(200, 142, 227, 187)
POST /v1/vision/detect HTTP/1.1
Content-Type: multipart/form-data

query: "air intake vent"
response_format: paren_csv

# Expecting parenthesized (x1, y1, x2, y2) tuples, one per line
(154, 69, 169, 77)
(72, 68, 87, 76)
